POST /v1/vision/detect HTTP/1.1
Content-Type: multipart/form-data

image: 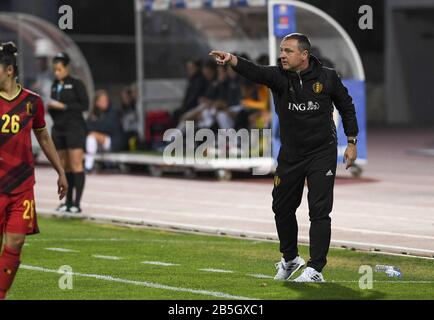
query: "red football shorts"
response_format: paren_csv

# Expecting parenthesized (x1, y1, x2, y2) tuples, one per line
(0, 188, 39, 235)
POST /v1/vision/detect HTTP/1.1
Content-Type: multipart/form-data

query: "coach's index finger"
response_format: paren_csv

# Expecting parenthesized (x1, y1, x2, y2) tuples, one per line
(209, 51, 225, 59)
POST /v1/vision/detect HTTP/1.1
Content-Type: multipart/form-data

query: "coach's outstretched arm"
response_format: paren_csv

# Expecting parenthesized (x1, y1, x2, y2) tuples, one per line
(209, 51, 281, 91)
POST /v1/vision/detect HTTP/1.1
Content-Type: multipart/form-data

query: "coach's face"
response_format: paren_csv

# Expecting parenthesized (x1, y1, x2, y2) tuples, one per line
(279, 39, 308, 71)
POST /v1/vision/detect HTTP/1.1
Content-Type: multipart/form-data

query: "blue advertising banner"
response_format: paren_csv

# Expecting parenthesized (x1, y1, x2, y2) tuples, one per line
(273, 4, 296, 37)
(338, 79, 367, 163)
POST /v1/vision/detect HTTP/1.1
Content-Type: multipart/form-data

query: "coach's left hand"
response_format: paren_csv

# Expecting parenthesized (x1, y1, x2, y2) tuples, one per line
(344, 144, 357, 169)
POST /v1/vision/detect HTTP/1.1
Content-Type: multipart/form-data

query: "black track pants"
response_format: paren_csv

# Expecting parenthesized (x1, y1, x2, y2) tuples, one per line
(272, 148, 337, 272)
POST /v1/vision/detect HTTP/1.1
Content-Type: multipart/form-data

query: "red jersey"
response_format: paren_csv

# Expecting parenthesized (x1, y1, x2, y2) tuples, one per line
(0, 85, 46, 194)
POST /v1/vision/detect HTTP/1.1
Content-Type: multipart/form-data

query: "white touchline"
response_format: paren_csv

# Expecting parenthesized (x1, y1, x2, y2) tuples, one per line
(141, 261, 179, 266)
(28, 238, 127, 242)
(92, 255, 122, 260)
(20, 264, 256, 300)
(45, 248, 78, 253)
(246, 274, 274, 279)
(198, 268, 234, 273)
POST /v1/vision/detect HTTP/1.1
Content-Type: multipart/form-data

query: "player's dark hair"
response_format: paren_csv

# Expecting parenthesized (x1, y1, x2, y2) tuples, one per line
(283, 33, 311, 56)
(0, 42, 19, 77)
(53, 52, 71, 66)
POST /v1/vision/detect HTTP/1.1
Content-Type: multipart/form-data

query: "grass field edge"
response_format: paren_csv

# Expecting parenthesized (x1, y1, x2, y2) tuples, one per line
(37, 208, 434, 261)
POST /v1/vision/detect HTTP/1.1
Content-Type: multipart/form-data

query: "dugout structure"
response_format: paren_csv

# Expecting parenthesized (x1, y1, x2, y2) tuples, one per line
(0, 12, 94, 158)
(0, 12, 94, 109)
(132, 0, 366, 177)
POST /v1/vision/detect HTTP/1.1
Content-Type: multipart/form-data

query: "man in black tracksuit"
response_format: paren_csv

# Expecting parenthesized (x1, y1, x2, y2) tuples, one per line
(210, 33, 358, 282)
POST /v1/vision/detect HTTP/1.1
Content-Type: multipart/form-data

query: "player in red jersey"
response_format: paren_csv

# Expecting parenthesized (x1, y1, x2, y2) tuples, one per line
(0, 42, 68, 299)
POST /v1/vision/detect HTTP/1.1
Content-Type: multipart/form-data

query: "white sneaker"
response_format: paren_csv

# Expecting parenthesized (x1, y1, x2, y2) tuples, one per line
(56, 204, 69, 212)
(293, 267, 325, 282)
(274, 256, 305, 280)
(69, 206, 82, 214)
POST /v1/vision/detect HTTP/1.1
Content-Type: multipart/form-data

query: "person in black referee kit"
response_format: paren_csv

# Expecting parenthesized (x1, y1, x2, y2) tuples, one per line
(210, 33, 358, 282)
(48, 52, 89, 214)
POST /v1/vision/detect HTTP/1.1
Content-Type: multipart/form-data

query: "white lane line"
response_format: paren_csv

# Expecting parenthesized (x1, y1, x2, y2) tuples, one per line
(45, 248, 78, 253)
(198, 268, 234, 273)
(141, 261, 179, 266)
(29, 238, 127, 242)
(37, 199, 434, 241)
(26, 238, 234, 245)
(36, 184, 434, 218)
(330, 239, 434, 255)
(246, 274, 274, 279)
(92, 255, 122, 260)
(20, 264, 256, 300)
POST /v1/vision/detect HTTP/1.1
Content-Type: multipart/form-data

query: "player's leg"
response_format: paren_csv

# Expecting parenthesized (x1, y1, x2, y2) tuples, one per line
(0, 189, 39, 299)
(0, 233, 24, 299)
(85, 132, 111, 172)
(68, 148, 85, 213)
(85, 132, 98, 172)
(301, 149, 337, 279)
(272, 153, 308, 280)
(0, 193, 7, 251)
(66, 127, 86, 213)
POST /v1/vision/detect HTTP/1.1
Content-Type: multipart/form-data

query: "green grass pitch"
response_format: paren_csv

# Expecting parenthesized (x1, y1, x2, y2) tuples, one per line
(7, 217, 434, 300)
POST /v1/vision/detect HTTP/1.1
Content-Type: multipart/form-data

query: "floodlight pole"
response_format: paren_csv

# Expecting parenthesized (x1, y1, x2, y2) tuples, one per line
(135, 0, 145, 142)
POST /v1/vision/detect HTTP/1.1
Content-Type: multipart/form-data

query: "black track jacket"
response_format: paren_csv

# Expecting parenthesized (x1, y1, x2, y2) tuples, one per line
(50, 75, 89, 131)
(232, 55, 359, 161)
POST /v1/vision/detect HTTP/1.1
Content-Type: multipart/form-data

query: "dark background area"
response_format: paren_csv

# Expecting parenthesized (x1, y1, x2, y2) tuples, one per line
(0, 0, 385, 86)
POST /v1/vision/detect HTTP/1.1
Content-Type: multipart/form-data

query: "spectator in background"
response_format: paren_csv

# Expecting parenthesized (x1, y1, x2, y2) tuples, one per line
(31, 55, 52, 107)
(256, 54, 269, 66)
(31, 38, 57, 106)
(177, 59, 217, 131)
(85, 90, 124, 172)
(223, 64, 242, 109)
(119, 86, 138, 150)
(199, 59, 219, 105)
(178, 63, 233, 132)
(173, 59, 207, 122)
(214, 54, 271, 132)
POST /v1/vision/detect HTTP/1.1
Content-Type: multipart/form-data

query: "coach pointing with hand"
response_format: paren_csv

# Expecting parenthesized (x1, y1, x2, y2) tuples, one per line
(210, 33, 358, 282)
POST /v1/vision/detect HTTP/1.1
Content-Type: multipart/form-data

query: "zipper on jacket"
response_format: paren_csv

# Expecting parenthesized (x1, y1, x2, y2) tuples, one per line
(296, 71, 303, 89)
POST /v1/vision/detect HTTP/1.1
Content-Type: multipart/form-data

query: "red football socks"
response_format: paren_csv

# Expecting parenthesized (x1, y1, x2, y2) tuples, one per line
(0, 246, 21, 300)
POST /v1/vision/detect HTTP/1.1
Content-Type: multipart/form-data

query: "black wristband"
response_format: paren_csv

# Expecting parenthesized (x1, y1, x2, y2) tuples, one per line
(347, 138, 357, 145)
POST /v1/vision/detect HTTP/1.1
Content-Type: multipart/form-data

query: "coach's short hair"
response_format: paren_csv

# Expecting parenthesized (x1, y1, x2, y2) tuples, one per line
(283, 33, 311, 56)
